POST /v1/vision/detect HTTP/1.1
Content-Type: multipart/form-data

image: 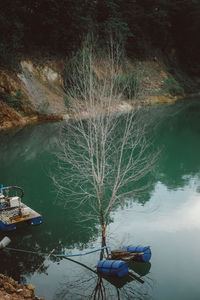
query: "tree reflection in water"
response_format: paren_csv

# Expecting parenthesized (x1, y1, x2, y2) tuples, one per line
(54, 247, 153, 300)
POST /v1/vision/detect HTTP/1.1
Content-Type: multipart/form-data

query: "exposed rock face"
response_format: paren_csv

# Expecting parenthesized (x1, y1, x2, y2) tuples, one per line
(0, 274, 45, 300)
(0, 58, 69, 130)
(0, 58, 67, 116)
(0, 70, 21, 96)
(0, 101, 38, 130)
(0, 102, 25, 129)
(0, 56, 186, 131)
(18, 60, 67, 114)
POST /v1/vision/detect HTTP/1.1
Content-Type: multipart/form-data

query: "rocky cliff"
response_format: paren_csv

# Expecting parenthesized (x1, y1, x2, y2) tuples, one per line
(0, 274, 45, 300)
(0, 58, 68, 130)
(0, 56, 194, 130)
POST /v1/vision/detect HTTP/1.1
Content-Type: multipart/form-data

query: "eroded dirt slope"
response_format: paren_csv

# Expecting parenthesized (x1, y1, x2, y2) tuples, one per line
(0, 274, 45, 300)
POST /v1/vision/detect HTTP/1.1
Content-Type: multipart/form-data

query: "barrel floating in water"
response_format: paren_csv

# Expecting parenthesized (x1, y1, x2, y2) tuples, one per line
(27, 216, 43, 226)
(0, 236, 11, 249)
(97, 260, 128, 277)
(122, 245, 151, 262)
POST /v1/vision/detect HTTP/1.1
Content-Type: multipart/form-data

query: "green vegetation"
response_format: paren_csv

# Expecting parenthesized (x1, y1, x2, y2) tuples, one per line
(63, 47, 94, 101)
(37, 101, 50, 114)
(162, 77, 184, 96)
(115, 72, 140, 99)
(63, 44, 142, 105)
(151, 68, 199, 97)
(0, 89, 23, 110)
(0, 1, 199, 76)
(16, 88, 22, 100)
(64, 96, 70, 109)
(168, 68, 199, 94)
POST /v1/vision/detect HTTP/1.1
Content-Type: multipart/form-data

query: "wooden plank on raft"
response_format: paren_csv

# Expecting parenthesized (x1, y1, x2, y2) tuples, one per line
(108, 249, 145, 261)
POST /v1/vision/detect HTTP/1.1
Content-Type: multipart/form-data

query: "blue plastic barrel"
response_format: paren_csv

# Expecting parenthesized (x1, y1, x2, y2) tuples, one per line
(97, 260, 128, 277)
(122, 245, 151, 262)
(27, 216, 43, 226)
(0, 221, 16, 231)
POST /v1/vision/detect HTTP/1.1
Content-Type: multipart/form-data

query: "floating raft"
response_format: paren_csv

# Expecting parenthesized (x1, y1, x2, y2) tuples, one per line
(0, 185, 43, 231)
(97, 260, 128, 277)
(98, 246, 151, 278)
(107, 246, 151, 262)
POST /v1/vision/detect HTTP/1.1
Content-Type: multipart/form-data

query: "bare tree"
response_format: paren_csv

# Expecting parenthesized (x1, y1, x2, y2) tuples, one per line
(54, 40, 157, 247)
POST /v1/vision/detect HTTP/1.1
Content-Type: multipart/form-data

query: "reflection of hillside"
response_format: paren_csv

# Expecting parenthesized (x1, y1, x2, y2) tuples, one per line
(155, 98, 200, 190)
(0, 123, 61, 163)
(0, 123, 100, 281)
(106, 98, 200, 206)
(0, 98, 200, 284)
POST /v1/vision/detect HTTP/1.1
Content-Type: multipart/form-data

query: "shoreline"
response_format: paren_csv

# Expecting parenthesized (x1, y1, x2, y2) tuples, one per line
(0, 92, 199, 132)
(0, 273, 45, 300)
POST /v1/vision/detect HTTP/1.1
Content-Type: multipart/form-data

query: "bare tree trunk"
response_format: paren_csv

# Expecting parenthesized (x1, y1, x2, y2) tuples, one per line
(55, 38, 158, 245)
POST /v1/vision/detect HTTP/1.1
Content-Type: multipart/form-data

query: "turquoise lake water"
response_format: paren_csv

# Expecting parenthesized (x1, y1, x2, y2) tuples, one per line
(0, 98, 200, 299)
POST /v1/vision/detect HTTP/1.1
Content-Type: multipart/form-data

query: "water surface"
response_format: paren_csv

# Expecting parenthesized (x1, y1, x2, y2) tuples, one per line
(0, 98, 200, 299)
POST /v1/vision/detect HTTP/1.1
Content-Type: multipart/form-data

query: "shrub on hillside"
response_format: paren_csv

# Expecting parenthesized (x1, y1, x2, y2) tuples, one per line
(162, 77, 184, 96)
(115, 72, 140, 99)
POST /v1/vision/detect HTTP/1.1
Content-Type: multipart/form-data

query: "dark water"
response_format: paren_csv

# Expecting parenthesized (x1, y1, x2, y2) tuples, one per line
(0, 98, 200, 300)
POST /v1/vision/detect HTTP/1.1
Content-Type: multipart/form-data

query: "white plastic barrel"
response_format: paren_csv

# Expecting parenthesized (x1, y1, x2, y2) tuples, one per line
(0, 236, 11, 249)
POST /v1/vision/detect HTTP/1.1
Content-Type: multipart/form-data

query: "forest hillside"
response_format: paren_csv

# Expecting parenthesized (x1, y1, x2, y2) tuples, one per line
(0, 0, 199, 129)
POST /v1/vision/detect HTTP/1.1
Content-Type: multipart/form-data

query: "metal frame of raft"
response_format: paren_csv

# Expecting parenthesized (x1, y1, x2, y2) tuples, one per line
(97, 246, 152, 277)
(4, 245, 110, 257)
(3, 243, 151, 278)
(1, 242, 149, 285)
(0, 185, 43, 231)
(4, 245, 151, 262)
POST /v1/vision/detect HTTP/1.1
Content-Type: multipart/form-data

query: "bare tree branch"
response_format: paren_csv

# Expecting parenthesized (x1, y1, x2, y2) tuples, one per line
(55, 39, 158, 243)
